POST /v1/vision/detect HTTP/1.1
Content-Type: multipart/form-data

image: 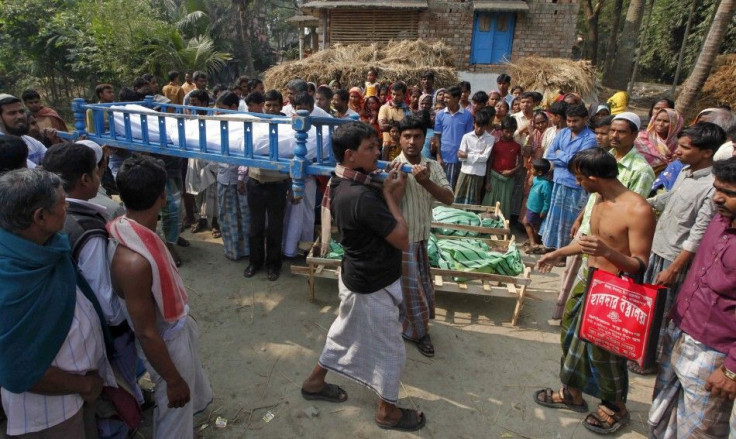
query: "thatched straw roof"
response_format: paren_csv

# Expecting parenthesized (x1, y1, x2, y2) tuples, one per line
(697, 54, 736, 110)
(504, 56, 598, 106)
(264, 40, 458, 91)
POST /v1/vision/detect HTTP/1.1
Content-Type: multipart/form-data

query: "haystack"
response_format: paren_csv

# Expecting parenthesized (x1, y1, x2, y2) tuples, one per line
(504, 56, 598, 106)
(697, 54, 736, 110)
(264, 40, 458, 91)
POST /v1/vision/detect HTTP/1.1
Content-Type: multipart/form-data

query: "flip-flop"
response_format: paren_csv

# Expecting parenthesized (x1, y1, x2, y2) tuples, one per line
(300, 383, 347, 403)
(375, 408, 426, 432)
(416, 334, 435, 358)
(583, 404, 630, 434)
(627, 360, 657, 375)
(533, 387, 588, 413)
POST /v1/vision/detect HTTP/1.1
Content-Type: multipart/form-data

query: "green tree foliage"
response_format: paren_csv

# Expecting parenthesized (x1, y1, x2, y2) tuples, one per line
(634, 0, 736, 82)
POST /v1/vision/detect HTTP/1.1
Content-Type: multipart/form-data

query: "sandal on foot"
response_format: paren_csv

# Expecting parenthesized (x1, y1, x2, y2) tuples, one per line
(375, 408, 426, 432)
(300, 383, 347, 403)
(211, 228, 222, 239)
(416, 334, 435, 358)
(533, 387, 588, 413)
(628, 360, 657, 375)
(583, 404, 630, 434)
(177, 237, 191, 247)
(190, 219, 207, 233)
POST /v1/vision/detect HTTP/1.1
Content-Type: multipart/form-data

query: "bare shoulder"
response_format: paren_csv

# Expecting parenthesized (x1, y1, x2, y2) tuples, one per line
(111, 245, 151, 277)
(623, 191, 655, 223)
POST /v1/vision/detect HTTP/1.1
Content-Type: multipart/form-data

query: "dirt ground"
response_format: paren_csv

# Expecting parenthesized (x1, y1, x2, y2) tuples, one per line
(127, 226, 656, 439)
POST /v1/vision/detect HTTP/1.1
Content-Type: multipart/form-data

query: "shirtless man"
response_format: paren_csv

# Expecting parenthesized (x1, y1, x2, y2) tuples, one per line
(533, 147, 656, 435)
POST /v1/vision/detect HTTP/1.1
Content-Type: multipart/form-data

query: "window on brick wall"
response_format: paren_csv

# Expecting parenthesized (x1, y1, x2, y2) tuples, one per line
(329, 10, 419, 44)
(470, 12, 516, 64)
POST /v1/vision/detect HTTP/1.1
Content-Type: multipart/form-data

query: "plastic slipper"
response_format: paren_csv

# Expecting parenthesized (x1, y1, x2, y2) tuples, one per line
(300, 383, 347, 403)
(211, 228, 222, 239)
(416, 334, 435, 358)
(533, 387, 588, 413)
(583, 404, 630, 434)
(375, 408, 426, 432)
(628, 360, 657, 375)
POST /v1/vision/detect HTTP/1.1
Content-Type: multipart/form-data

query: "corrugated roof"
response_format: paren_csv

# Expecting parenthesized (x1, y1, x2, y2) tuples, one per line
(474, 0, 529, 12)
(302, 0, 428, 9)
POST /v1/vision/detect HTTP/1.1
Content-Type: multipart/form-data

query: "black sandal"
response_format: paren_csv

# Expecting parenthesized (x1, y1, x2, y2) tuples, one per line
(375, 408, 426, 431)
(583, 403, 630, 434)
(416, 334, 435, 358)
(300, 383, 347, 403)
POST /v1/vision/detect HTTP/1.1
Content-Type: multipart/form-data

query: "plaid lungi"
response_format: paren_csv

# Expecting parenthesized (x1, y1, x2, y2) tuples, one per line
(318, 278, 405, 404)
(400, 240, 435, 341)
(442, 162, 461, 190)
(454, 172, 484, 205)
(649, 322, 733, 438)
(541, 183, 588, 249)
(482, 170, 514, 219)
(217, 183, 250, 260)
(559, 264, 629, 402)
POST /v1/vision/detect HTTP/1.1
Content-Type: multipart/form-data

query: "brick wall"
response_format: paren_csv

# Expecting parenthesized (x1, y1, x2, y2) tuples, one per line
(416, 0, 579, 70)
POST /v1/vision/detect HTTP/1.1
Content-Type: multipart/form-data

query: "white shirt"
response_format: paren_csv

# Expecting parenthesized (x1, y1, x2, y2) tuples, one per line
(336, 108, 359, 120)
(511, 112, 531, 146)
(459, 130, 495, 176)
(541, 126, 559, 154)
(22, 135, 46, 166)
(67, 198, 125, 326)
(1, 289, 116, 435)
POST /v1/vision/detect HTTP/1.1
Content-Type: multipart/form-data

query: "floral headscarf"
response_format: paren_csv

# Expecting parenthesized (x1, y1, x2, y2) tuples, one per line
(635, 108, 684, 170)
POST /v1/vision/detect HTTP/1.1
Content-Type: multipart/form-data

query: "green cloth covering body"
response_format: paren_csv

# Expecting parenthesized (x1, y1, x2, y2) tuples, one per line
(431, 206, 505, 238)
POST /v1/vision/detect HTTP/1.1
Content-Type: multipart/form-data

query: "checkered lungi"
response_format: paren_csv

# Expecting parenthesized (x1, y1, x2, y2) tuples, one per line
(161, 176, 183, 244)
(649, 322, 734, 438)
(454, 172, 484, 205)
(400, 240, 435, 341)
(318, 278, 405, 404)
(540, 183, 588, 250)
(559, 264, 629, 402)
(217, 182, 250, 260)
(442, 162, 461, 190)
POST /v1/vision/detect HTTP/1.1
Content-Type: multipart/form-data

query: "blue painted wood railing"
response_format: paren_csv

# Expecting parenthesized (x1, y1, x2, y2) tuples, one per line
(62, 95, 406, 200)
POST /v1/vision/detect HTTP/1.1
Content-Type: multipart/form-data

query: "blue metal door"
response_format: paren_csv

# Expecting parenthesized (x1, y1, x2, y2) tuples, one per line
(470, 12, 516, 64)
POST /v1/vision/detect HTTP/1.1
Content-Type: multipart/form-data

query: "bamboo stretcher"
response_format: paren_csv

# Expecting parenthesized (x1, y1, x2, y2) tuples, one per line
(291, 202, 533, 326)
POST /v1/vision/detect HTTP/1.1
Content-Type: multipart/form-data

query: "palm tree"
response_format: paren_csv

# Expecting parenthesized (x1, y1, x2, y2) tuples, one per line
(603, 0, 645, 89)
(675, 0, 735, 114)
(146, 30, 232, 76)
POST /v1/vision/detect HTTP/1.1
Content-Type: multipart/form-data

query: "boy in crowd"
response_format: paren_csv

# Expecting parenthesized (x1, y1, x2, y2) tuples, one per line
(522, 158, 552, 252)
(455, 110, 495, 205)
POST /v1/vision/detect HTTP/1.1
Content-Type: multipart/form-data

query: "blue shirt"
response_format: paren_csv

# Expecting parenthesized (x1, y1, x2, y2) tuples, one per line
(544, 127, 597, 188)
(526, 176, 553, 214)
(434, 107, 474, 164)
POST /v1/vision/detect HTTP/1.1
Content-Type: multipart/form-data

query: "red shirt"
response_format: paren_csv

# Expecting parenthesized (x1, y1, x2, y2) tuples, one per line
(490, 139, 521, 173)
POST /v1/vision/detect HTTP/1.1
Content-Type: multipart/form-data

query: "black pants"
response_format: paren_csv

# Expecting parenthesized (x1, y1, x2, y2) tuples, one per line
(246, 179, 289, 269)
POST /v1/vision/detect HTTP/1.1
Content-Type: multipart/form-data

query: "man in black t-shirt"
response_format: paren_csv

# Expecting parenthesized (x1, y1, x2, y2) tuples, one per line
(301, 122, 426, 431)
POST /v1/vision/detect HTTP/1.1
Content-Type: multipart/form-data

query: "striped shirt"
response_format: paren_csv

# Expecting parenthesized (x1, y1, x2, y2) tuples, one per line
(1, 289, 116, 436)
(393, 153, 452, 243)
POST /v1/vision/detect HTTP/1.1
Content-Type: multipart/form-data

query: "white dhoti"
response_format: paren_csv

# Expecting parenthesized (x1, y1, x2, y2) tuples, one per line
(139, 316, 213, 439)
(282, 176, 317, 257)
(318, 278, 405, 404)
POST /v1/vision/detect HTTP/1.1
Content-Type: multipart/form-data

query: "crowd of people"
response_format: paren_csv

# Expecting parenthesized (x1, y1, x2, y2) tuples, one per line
(0, 65, 735, 437)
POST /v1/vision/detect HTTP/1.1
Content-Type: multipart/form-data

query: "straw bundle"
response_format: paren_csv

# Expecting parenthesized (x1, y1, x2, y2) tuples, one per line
(697, 54, 736, 110)
(264, 40, 458, 91)
(504, 56, 598, 106)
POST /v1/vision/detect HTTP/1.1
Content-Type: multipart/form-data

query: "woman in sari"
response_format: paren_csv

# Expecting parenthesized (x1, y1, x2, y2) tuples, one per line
(634, 108, 684, 174)
(361, 96, 381, 135)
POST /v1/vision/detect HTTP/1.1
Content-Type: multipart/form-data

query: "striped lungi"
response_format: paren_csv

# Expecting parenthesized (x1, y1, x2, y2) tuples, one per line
(400, 240, 435, 341)
(217, 182, 250, 261)
(649, 322, 733, 438)
(442, 162, 461, 190)
(161, 176, 183, 244)
(454, 173, 484, 205)
(482, 170, 514, 219)
(560, 264, 629, 402)
(541, 183, 588, 250)
(319, 278, 405, 403)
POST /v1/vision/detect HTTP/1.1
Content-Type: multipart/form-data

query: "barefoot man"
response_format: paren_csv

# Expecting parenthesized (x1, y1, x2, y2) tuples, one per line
(533, 148, 656, 435)
(302, 121, 426, 431)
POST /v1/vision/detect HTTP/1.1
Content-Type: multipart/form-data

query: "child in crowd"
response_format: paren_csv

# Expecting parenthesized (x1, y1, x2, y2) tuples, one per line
(482, 116, 521, 219)
(511, 85, 524, 100)
(510, 97, 521, 114)
(470, 91, 488, 116)
(364, 68, 379, 98)
(522, 158, 553, 253)
(487, 91, 502, 108)
(455, 111, 495, 204)
(382, 120, 402, 161)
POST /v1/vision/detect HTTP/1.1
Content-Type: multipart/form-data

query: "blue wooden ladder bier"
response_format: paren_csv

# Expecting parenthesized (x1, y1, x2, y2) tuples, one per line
(63, 95, 409, 200)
